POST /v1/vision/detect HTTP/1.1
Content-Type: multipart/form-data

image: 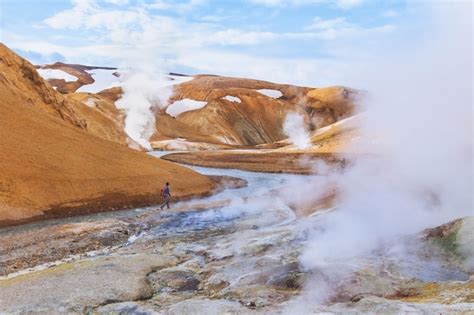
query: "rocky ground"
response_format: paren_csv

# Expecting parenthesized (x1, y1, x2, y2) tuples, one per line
(1, 166, 472, 314)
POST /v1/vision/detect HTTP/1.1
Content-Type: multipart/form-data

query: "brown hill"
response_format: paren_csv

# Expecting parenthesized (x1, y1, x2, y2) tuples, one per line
(1, 45, 86, 129)
(0, 44, 214, 226)
(305, 86, 357, 126)
(167, 75, 356, 146)
(271, 115, 360, 153)
(37, 62, 117, 94)
(0, 44, 132, 146)
(160, 116, 360, 173)
(65, 92, 136, 147)
(36, 62, 357, 149)
(151, 114, 223, 144)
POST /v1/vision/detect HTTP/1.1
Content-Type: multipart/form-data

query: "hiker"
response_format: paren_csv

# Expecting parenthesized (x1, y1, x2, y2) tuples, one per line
(160, 182, 171, 210)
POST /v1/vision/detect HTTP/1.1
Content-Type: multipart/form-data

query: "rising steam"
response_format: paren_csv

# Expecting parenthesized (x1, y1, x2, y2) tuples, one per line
(289, 1, 473, 307)
(116, 70, 171, 150)
(283, 112, 311, 149)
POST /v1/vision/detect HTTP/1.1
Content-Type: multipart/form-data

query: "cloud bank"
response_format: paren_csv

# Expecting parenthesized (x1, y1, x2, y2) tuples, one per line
(3, 0, 401, 87)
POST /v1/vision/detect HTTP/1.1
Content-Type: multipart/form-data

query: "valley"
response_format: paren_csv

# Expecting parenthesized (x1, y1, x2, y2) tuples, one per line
(1, 163, 472, 313)
(0, 25, 472, 314)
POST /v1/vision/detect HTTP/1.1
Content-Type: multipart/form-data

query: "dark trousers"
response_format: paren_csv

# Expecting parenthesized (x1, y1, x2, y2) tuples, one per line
(160, 195, 170, 209)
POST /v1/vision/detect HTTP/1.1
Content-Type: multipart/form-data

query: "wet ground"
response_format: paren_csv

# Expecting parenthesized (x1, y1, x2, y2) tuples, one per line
(0, 154, 472, 314)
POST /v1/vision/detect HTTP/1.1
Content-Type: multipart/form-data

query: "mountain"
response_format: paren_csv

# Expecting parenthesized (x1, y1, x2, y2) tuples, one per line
(159, 115, 360, 174)
(36, 62, 118, 94)
(168, 75, 356, 146)
(0, 45, 135, 146)
(0, 44, 214, 226)
(37, 62, 357, 149)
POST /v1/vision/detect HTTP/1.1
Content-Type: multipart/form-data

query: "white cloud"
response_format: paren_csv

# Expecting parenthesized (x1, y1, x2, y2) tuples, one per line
(44, 0, 98, 29)
(248, 0, 286, 6)
(248, 0, 326, 7)
(304, 16, 395, 39)
(105, 0, 129, 5)
(5, 0, 395, 88)
(305, 17, 347, 30)
(147, 0, 207, 11)
(5, 27, 350, 87)
(335, 0, 363, 10)
(382, 9, 398, 18)
(248, 0, 363, 9)
(146, 0, 171, 10)
(173, 49, 349, 86)
(199, 14, 226, 23)
(208, 29, 277, 45)
(46, 1, 148, 33)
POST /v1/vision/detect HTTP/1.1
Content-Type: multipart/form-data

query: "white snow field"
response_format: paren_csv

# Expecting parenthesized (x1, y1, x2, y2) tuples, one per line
(37, 69, 78, 82)
(222, 95, 242, 103)
(77, 71, 193, 93)
(166, 99, 208, 117)
(76, 69, 121, 93)
(255, 89, 283, 99)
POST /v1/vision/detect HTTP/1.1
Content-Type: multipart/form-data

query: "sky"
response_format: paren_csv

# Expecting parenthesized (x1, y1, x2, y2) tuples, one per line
(0, 0, 451, 86)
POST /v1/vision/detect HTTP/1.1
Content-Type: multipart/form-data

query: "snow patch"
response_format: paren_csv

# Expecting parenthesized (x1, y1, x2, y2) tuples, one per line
(76, 71, 192, 94)
(37, 69, 78, 82)
(166, 99, 207, 117)
(255, 89, 283, 99)
(222, 95, 241, 103)
(76, 69, 121, 93)
(84, 98, 96, 108)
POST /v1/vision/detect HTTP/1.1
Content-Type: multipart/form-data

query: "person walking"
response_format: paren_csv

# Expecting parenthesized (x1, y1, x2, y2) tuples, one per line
(160, 182, 171, 210)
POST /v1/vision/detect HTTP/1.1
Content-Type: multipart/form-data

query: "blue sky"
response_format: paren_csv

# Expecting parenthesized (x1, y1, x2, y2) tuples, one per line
(0, 0, 431, 86)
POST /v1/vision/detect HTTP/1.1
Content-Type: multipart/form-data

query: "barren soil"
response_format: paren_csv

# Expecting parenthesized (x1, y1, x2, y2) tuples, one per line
(162, 150, 347, 174)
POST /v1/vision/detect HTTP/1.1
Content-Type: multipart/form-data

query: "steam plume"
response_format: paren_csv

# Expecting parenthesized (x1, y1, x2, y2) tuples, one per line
(116, 69, 171, 150)
(283, 112, 311, 149)
(294, 1, 472, 306)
